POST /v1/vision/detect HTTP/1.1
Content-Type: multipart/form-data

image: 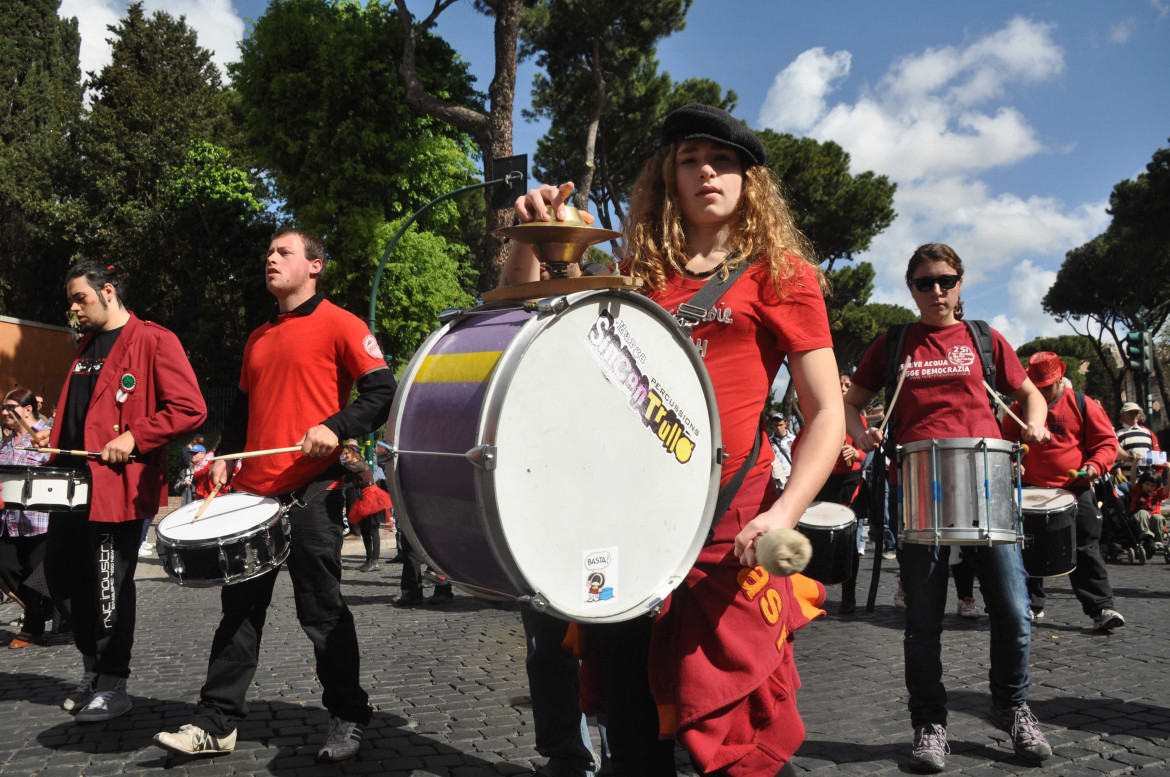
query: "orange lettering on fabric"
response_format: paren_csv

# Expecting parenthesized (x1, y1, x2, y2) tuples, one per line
(737, 566, 769, 601)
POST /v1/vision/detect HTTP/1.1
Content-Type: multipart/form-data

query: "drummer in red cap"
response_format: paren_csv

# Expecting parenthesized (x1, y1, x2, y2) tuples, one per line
(1001, 351, 1125, 631)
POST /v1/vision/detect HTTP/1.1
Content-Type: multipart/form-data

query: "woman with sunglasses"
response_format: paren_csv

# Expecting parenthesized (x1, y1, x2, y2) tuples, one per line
(0, 388, 54, 648)
(843, 243, 1052, 772)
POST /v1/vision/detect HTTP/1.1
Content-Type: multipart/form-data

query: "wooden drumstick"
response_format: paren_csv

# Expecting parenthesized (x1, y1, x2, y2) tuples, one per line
(12, 412, 38, 438)
(192, 483, 224, 522)
(877, 356, 913, 437)
(980, 379, 1031, 430)
(208, 446, 303, 461)
(16, 446, 136, 461)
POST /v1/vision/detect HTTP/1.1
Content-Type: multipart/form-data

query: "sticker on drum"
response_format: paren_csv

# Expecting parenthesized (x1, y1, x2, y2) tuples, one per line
(583, 547, 618, 603)
(389, 290, 723, 622)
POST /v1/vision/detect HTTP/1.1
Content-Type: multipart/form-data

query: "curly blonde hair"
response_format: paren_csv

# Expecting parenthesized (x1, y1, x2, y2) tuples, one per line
(622, 144, 823, 297)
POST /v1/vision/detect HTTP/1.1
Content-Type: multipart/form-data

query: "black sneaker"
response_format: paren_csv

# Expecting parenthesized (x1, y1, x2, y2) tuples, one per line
(989, 703, 1052, 763)
(393, 592, 424, 607)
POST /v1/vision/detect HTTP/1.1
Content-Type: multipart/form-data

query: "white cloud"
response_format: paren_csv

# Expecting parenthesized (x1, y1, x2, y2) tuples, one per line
(758, 47, 851, 133)
(60, 0, 244, 82)
(759, 17, 1110, 345)
(1153, 0, 1170, 21)
(1111, 19, 1136, 44)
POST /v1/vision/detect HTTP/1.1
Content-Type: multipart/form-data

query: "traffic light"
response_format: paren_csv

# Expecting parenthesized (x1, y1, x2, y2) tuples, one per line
(1125, 329, 1156, 373)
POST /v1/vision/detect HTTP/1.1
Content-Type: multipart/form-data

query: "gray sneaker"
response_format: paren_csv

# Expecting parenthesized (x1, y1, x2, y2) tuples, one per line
(74, 677, 132, 722)
(317, 716, 363, 762)
(910, 723, 948, 772)
(989, 703, 1052, 763)
(154, 724, 237, 756)
(1093, 608, 1125, 632)
(62, 671, 97, 713)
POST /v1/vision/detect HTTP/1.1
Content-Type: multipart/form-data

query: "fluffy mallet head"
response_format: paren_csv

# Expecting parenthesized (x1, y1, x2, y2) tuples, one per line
(756, 527, 813, 577)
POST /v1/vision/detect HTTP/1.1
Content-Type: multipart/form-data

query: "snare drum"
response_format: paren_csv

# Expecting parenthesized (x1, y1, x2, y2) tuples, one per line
(1020, 487, 1077, 577)
(898, 438, 1020, 545)
(0, 465, 90, 511)
(155, 493, 291, 587)
(387, 290, 722, 622)
(795, 502, 857, 585)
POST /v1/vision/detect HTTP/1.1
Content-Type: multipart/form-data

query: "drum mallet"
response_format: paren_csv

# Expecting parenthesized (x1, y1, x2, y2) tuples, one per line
(192, 483, 224, 522)
(208, 446, 303, 461)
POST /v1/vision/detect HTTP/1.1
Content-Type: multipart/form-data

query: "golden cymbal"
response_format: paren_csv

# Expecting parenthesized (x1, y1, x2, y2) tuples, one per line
(497, 206, 622, 268)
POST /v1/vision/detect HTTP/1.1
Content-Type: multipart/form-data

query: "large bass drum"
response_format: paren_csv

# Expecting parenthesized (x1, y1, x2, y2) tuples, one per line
(386, 290, 722, 622)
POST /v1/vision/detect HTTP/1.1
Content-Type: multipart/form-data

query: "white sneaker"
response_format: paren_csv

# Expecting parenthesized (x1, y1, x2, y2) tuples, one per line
(75, 677, 132, 722)
(138, 541, 154, 557)
(958, 597, 979, 619)
(63, 671, 97, 713)
(154, 724, 237, 756)
(317, 716, 363, 761)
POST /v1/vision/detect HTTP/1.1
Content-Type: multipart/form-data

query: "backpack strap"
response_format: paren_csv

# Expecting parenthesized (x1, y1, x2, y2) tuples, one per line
(963, 319, 997, 413)
(674, 254, 749, 330)
(882, 323, 911, 447)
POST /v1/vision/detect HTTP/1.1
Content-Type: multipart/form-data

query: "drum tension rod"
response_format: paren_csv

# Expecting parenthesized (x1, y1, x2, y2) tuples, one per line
(383, 443, 497, 470)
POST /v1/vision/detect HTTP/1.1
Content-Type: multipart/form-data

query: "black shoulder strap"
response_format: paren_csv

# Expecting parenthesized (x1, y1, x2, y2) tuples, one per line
(1073, 390, 1087, 445)
(674, 257, 750, 329)
(963, 319, 997, 413)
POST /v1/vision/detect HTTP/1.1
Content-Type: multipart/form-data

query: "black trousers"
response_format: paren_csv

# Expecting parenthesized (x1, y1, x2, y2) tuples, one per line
(0, 533, 52, 637)
(44, 513, 143, 680)
(359, 511, 381, 562)
(191, 488, 371, 735)
(1026, 486, 1113, 617)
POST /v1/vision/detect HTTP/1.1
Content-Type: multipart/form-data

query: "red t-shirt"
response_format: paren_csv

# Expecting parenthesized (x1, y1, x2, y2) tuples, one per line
(233, 299, 387, 495)
(1130, 485, 1167, 516)
(649, 260, 832, 487)
(851, 321, 1026, 446)
(1002, 389, 1119, 488)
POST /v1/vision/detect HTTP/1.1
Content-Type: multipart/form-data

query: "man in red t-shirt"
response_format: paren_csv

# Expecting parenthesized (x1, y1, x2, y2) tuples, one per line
(1002, 352, 1124, 632)
(155, 229, 395, 763)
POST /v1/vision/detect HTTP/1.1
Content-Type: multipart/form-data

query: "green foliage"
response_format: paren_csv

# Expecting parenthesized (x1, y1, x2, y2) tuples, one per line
(73, 2, 274, 384)
(758, 130, 896, 271)
(366, 219, 477, 367)
(825, 262, 916, 370)
(1044, 140, 1170, 424)
(0, 0, 82, 319)
(230, 0, 485, 314)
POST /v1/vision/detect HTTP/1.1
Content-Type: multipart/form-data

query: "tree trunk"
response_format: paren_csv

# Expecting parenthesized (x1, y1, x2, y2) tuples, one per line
(575, 39, 606, 211)
(395, 0, 521, 292)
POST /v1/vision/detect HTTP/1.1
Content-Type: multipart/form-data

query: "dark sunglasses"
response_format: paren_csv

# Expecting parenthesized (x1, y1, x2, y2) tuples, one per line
(1, 404, 21, 412)
(910, 274, 961, 292)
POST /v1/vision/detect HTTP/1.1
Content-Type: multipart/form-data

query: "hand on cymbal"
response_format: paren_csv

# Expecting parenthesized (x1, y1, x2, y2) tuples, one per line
(514, 182, 595, 225)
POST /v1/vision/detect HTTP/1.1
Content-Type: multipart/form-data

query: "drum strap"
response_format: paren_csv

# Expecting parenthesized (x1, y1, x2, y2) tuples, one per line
(705, 410, 767, 546)
(673, 254, 750, 330)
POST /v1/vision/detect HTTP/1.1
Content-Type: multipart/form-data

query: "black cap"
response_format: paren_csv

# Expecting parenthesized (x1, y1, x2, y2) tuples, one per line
(661, 103, 767, 167)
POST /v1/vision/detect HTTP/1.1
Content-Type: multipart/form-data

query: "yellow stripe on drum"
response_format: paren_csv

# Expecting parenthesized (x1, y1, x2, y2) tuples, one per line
(414, 351, 503, 384)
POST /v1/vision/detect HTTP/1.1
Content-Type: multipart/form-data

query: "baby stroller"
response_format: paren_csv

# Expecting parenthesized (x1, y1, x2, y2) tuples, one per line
(1098, 479, 1146, 564)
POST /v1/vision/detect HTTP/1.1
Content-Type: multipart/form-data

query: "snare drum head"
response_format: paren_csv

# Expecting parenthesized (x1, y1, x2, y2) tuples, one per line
(798, 501, 856, 530)
(488, 292, 721, 620)
(1021, 487, 1075, 513)
(157, 493, 281, 542)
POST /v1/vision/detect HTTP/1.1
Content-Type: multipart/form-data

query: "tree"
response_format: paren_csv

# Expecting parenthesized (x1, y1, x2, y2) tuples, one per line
(520, 0, 689, 216)
(1044, 141, 1170, 427)
(0, 0, 82, 320)
(758, 131, 896, 272)
(824, 262, 916, 371)
(394, 0, 526, 291)
(74, 3, 273, 384)
(231, 0, 484, 315)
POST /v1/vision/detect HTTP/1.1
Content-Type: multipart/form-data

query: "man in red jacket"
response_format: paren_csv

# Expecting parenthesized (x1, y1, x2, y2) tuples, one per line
(1002, 352, 1124, 632)
(45, 261, 206, 722)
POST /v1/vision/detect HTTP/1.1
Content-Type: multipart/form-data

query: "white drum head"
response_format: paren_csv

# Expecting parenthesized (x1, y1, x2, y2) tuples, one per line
(798, 501, 856, 530)
(1021, 487, 1075, 513)
(488, 292, 720, 621)
(157, 493, 281, 542)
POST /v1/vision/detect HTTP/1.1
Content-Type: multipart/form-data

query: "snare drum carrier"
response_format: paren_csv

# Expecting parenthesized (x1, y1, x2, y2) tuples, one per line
(880, 321, 1024, 546)
(387, 288, 726, 622)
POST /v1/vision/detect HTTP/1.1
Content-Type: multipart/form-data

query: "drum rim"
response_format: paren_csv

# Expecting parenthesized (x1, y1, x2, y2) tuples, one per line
(157, 493, 284, 547)
(388, 289, 725, 621)
(0, 465, 91, 479)
(898, 436, 1018, 455)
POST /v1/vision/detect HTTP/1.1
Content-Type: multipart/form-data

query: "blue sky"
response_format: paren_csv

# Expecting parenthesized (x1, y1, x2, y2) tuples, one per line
(63, 0, 1170, 355)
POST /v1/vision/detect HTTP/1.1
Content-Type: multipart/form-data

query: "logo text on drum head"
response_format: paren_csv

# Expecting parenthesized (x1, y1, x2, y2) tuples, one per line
(585, 310, 697, 465)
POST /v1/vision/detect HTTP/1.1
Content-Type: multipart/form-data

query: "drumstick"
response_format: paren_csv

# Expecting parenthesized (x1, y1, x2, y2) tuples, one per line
(16, 446, 136, 461)
(208, 446, 303, 461)
(192, 483, 224, 522)
(980, 379, 1029, 430)
(12, 412, 38, 438)
(877, 356, 913, 437)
